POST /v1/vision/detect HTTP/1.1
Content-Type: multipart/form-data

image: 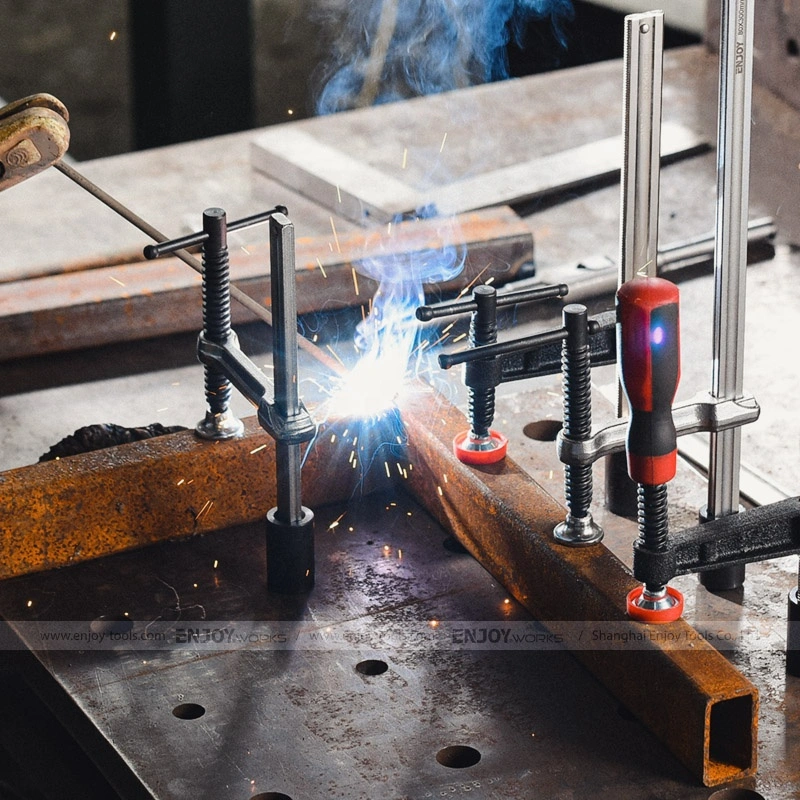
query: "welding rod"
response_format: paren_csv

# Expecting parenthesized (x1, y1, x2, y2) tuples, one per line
(53, 161, 276, 325)
(704, 0, 756, 589)
(53, 160, 343, 374)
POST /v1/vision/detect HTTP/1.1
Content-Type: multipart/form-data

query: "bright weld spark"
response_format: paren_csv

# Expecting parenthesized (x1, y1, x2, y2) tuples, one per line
(429, 619, 439, 628)
(109, 275, 126, 287)
(443, 474, 449, 483)
(288, 109, 294, 116)
(331, 434, 337, 443)
(440, 132, 448, 152)
(316, 257, 327, 278)
(109, 30, 117, 41)
(486, 276, 495, 285)
(352, 459, 357, 469)
(442, 322, 455, 334)
(396, 463, 403, 476)
(325, 344, 346, 367)
(156, 407, 169, 412)
(336, 185, 342, 203)
(428, 330, 452, 348)
(250, 444, 267, 455)
(402, 468, 408, 479)
(360, 305, 367, 322)
(452, 332, 467, 343)
(176, 478, 185, 486)
(241, 246, 250, 255)
(437, 485, 443, 496)
(398, 549, 403, 559)
(213, 559, 219, 569)
(387, 222, 393, 236)
(328, 514, 345, 530)
(402, 147, 408, 169)
(349, 450, 355, 464)
(26, 600, 32, 608)
(195, 500, 214, 522)
(352, 268, 360, 296)
(329, 217, 341, 253)
(385, 461, 391, 478)
(456, 264, 492, 299)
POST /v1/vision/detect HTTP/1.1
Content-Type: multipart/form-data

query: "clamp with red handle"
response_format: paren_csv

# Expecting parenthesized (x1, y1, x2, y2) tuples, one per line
(618, 276, 684, 623)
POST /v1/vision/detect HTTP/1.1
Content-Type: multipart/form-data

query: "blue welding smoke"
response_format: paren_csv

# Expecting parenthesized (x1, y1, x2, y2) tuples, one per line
(316, 0, 572, 440)
(316, 0, 573, 114)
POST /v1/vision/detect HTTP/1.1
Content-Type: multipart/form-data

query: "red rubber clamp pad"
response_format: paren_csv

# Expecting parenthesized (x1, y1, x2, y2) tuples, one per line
(626, 585, 684, 624)
(453, 430, 508, 465)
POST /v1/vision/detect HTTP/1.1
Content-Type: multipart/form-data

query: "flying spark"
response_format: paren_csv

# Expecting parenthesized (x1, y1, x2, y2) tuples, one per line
(250, 444, 267, 455)
(440, 132, 448, 152)
(329, 217, 341, 253)
(109, 275, 126, 287)
(316, 257, 327, 277)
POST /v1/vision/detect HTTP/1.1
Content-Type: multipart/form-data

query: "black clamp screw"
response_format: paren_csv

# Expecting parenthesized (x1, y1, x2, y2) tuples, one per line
(418, 283, 568, 464)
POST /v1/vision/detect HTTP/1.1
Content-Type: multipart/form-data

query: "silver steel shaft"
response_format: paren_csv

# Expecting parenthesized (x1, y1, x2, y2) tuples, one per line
(619, 11, 664, 286)
(708, 0, 755, 519)
(270, 213, 303, 525)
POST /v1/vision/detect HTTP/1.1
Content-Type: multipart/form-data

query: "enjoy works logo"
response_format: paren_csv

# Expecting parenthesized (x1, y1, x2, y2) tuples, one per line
(450, 627, 564, 647)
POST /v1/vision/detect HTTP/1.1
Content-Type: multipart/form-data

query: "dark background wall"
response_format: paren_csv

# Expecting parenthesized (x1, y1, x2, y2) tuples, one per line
(0, 1, 698, 162)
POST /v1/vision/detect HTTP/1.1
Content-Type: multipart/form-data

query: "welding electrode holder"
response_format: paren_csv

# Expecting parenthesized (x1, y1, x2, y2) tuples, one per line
(145, 206, 317, 595)
(418, 283, 568, 464)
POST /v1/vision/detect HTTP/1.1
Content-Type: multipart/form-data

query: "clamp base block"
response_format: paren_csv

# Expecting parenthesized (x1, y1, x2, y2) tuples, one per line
(266, 506, 315, 594)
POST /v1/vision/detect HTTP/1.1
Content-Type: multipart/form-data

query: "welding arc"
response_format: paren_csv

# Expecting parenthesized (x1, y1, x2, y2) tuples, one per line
(53, 161, 339, 371)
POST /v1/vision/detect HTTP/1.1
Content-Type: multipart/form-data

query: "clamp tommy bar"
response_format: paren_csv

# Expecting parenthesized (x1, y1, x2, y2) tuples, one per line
(146, 207, 316, 595)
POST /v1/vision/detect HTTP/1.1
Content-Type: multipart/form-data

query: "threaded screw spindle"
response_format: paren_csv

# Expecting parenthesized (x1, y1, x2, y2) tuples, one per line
(465, 285, 498, 439)
(638, 482, 670, 593)
(201, 208, 233, 415)
(554, 304, 603, 546)
(561, 304, 593, 520)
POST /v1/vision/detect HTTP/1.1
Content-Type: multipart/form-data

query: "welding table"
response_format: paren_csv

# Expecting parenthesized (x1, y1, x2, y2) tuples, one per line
(1, 45, 799, 799)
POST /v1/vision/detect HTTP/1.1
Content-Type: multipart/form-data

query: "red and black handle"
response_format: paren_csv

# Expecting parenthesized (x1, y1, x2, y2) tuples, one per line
(617, 276, 681, 486)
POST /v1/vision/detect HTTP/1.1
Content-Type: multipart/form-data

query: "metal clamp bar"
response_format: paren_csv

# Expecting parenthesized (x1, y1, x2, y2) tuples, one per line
(557, 392, 760, 467)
